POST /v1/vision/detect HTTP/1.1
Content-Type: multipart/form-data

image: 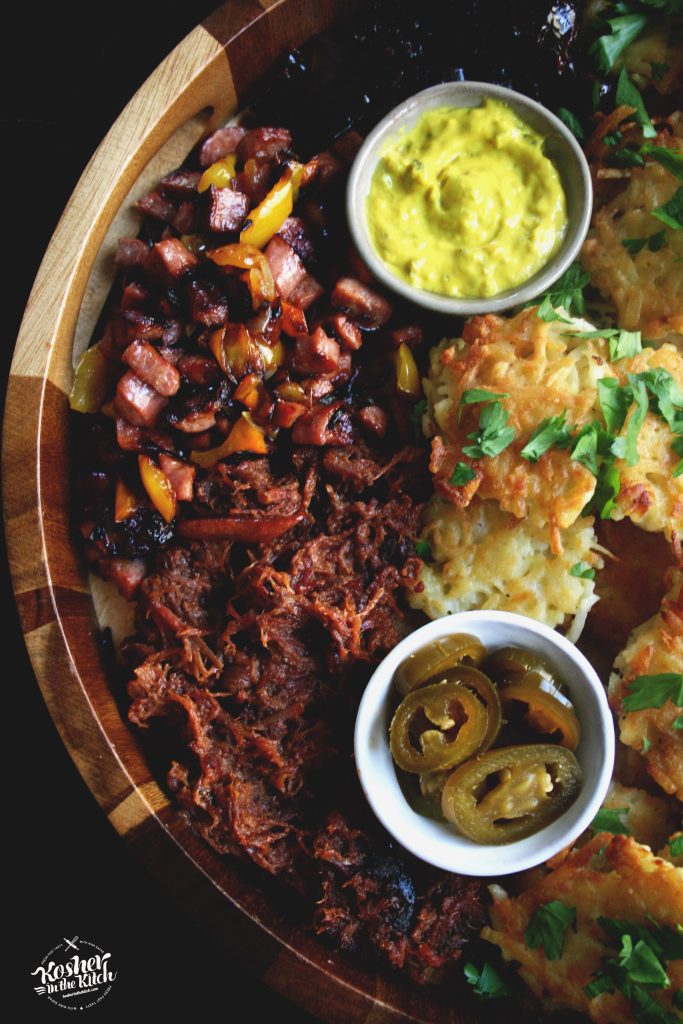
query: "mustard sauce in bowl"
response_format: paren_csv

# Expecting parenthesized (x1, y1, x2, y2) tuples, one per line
(367, 100, 568, 300)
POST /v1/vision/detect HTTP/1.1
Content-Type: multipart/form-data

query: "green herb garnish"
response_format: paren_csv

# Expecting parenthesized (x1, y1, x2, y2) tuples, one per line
(414, 539, 431, 560)
(525, 901, 576, 961)
(670, 836, 683, 858)
(590, 806, 631, 835)
(615, 66, 656, 138)
(557, 107, 584, 140)
(652, 186, 683, 230)
(462, 401, 516, 459)
(570, 561, 596, 580)
(450, 462, 477, 486)
(520, 410, 573, 462)
(641, 144, 683, 181)
(463, 962, 512, 1000)
(592, 11, 649, 71)
(622, 673, 683, 712)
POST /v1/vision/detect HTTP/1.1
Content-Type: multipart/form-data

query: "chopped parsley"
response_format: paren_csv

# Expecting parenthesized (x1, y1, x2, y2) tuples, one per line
(652, 186, 683, 230)
(591, 11, 649, 71)
(610, 375, 649, 466)
(570, 561, 596, 580)
(612, 147, 646, 168)
(670, 835, 683, 857)
(583, 461, 622, 519)
(590, 806, 631, 835)
(531, 262, 590, 321)
(615, 66, 656, 138)
(463, 961, 512, 1000)
(462, 401, 516, 459)
(520, 410, 573, 462)
(450, 462, 477, 486)
(643, 736, 652, 753)
(556, 106, 585, 140)
(610, 330, 643, 360)
(414, 539, 431, 560)
(524, 901, 576, 961)
(410, 397, 427, 433)
(460, 388, 509, 405)
(597, 379, 632, 435)
(673, 716, 683, 730)
(641, 144, 683, 181)
(622, 673, 683, 712)
(621, 232, 667, 254)
(673, 437, 683, 477)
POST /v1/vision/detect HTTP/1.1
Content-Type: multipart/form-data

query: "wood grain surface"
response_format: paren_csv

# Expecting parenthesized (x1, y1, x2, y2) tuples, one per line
(3, 3, 490, 1021)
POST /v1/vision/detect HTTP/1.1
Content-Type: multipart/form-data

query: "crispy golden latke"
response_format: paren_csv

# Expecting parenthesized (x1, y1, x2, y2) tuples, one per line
(483, 834, 683, 1024)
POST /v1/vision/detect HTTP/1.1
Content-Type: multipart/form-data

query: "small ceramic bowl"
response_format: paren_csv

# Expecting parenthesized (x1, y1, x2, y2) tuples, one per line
(346, 81, 592, 316)
(354, 611, 614, 876)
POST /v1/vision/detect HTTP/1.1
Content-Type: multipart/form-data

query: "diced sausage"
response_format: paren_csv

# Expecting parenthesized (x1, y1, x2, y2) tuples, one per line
(208, 185, 250, 233)
(332, 130, 364, 164)
(109, 558, 147, 600)
(158, 455, 195, 501)
(288, 274, 324, 311)
(115, 238, 149, 269)
(233, 161, 271, 204)
(277, 217, 316, 264)
(161, 320, 184, 346)
(121, 341, 181, 397)
(292, 327, 340, 374)
(120, 282, 148, 311)
(237, 127, 292, 163)
(356, 406, 388, 438)
(331, 277, 392, 329)
(116, 418, 143, 451)
(159, 169, 201, 197)
(272, 400, 306, 428)
(110, 311, 164, 350)
(328, 313, 362, 351)
(199, 125, 248, 167)
(172, 410, 217, 433)
(390, 325, 423, 349)
(177, 354, 221, 385)
(187, 280, 229, 326)
(292, 403, 353, 446)
(265, 236, 307, 299)
(115, 372, 168, 428)
(315, 151, 344, 187)
(152, 238, 198, 279)
(172, 201, 196, 234)
(136, 191, 176, 223)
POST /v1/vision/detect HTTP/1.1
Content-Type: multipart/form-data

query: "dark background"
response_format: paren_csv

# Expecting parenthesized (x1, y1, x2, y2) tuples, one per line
(4, 5, 316, 1019)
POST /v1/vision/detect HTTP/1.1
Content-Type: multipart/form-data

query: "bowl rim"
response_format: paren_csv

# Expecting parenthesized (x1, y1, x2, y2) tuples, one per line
(354, 610, 615, 876)
(346, 79, 593, 315)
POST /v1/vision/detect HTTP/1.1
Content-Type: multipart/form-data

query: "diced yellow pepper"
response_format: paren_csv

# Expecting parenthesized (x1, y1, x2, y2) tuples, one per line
(114, 478, 138, 522)
(190, 413, 268, 468)
(69, 342, 108, 413)
(239, 163, 303, 250)
(138, 455, 177, 523)
(393, 342, 421, 398)
(233, 373, 263, 411)
(259, 338, 285, 378)
(275, 381, 305, 402)
(197, 154, 237, 194)
(207, 242, 276, 303)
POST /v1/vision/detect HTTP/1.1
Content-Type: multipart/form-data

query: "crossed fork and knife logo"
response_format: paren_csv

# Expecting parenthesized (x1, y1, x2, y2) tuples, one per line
(34, 937, 80, 995)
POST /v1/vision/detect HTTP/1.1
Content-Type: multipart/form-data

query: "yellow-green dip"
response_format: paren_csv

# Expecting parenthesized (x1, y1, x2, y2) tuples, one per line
(367, 100, 568, 299)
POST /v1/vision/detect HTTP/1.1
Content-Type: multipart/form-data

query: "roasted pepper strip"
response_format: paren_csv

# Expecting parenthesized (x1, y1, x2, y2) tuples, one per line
(207, 243, 276, 303)
(240, 163, 304, 250)
(395, 633, 487, 695)
(390, 680, 488, 773)
(500, 684, 581, 750)
(69, 343, 109, 413)
(138, 456, 176, 523)
(114, 478, 138, 522)
(190, 412, 267, 468)
(441, 744, 582, 844)
(197, 154, 237, 194)
(393, 342, 420, 398)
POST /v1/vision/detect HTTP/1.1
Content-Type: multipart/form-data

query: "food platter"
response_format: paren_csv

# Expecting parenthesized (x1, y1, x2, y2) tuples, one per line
(4, 2, 682, 1022)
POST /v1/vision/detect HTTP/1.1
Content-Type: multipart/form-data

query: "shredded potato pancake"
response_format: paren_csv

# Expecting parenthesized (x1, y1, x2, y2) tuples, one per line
(483, 835, 683, 1024)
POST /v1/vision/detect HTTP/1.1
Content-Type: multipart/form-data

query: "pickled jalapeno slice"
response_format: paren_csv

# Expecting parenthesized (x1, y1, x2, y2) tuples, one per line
(500, 684, 581, 750)
(441, 744, 582, 844)
(395, 634, 487, 695)
(439, 666, 502, 752)
(485, 645, 570, 702)
(389, 680, 489, 773)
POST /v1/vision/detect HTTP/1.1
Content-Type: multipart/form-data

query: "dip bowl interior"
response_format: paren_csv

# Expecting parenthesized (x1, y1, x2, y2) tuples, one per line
(354, 610, 614, 877)
(347, 80, 592, 315)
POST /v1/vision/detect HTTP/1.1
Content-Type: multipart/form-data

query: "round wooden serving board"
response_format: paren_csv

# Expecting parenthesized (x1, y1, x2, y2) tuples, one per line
(3, 3, 495, 1022)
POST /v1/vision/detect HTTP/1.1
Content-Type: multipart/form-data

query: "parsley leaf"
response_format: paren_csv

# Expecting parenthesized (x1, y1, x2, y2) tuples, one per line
(610, 330, 642, 360)
(520, 410, 573, 462)
(570, 560, 596, 580)
(531, 262, 590, 320)
(414, 539, 431, 560)
(584, 972, 616, 999)
(652, 186, 683, 230)
(410, 397, 427, 431)
(537, 294, 573, 323)
(584, 461, 621, 519)
(618, 936, 670, 989)
(670, 835, 683, 857)
(673, 716, 683, 730)
(450, 462, 476, 486)
(568, 328, 621, 340)
(598, 378, 633, 434)
(643, 736, 652, 753)
(637, 369, 683, 432)
(525, 901, 576, 960)
(613, 147, 646, 168)
(642, 144, 683, 181)
(622, 236, 649, 254)
(591, 12, 649, 71)
(629, 984, 680, 1024)
(611, 376, 649, 466)
(622, 673, 683, 712)
(557, 107, 584, 140)
(463, 962, 512, 1000)
(615, 66, 656, 138)
(590, 806, 631, 835)
(460, 388, 509, 405)
(462, 401, 516, 459)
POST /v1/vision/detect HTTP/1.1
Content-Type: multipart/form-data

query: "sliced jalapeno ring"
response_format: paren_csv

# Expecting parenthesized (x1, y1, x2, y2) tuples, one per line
(439, 666, 502, 752)
(485, 646, 569, 700)
(389, 680, 489, 773)
(441, 744, 582, 844)
(499, 684, 581, 750)
(395, 634, 487, 695)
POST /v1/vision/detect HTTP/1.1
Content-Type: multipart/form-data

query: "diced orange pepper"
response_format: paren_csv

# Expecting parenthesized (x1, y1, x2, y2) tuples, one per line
(138, 455, 177, 523)
(69, 342, 109, 413)
(239, 163, 304, 250)
(233, 373, 263, 411)
(209, 323, 264, 380)
(115, 478, 138, 522)
(393, 342, 421, 398)
(197, 154, 237, 194)
(280, 301, 308, 337)
(190, 412, 268, 468)
(207, 243, 276, 303)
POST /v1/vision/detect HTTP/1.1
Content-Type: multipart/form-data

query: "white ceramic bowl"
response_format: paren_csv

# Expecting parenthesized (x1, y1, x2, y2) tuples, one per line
(354, 611, 614, 876)
(347, 81, 592, 316)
